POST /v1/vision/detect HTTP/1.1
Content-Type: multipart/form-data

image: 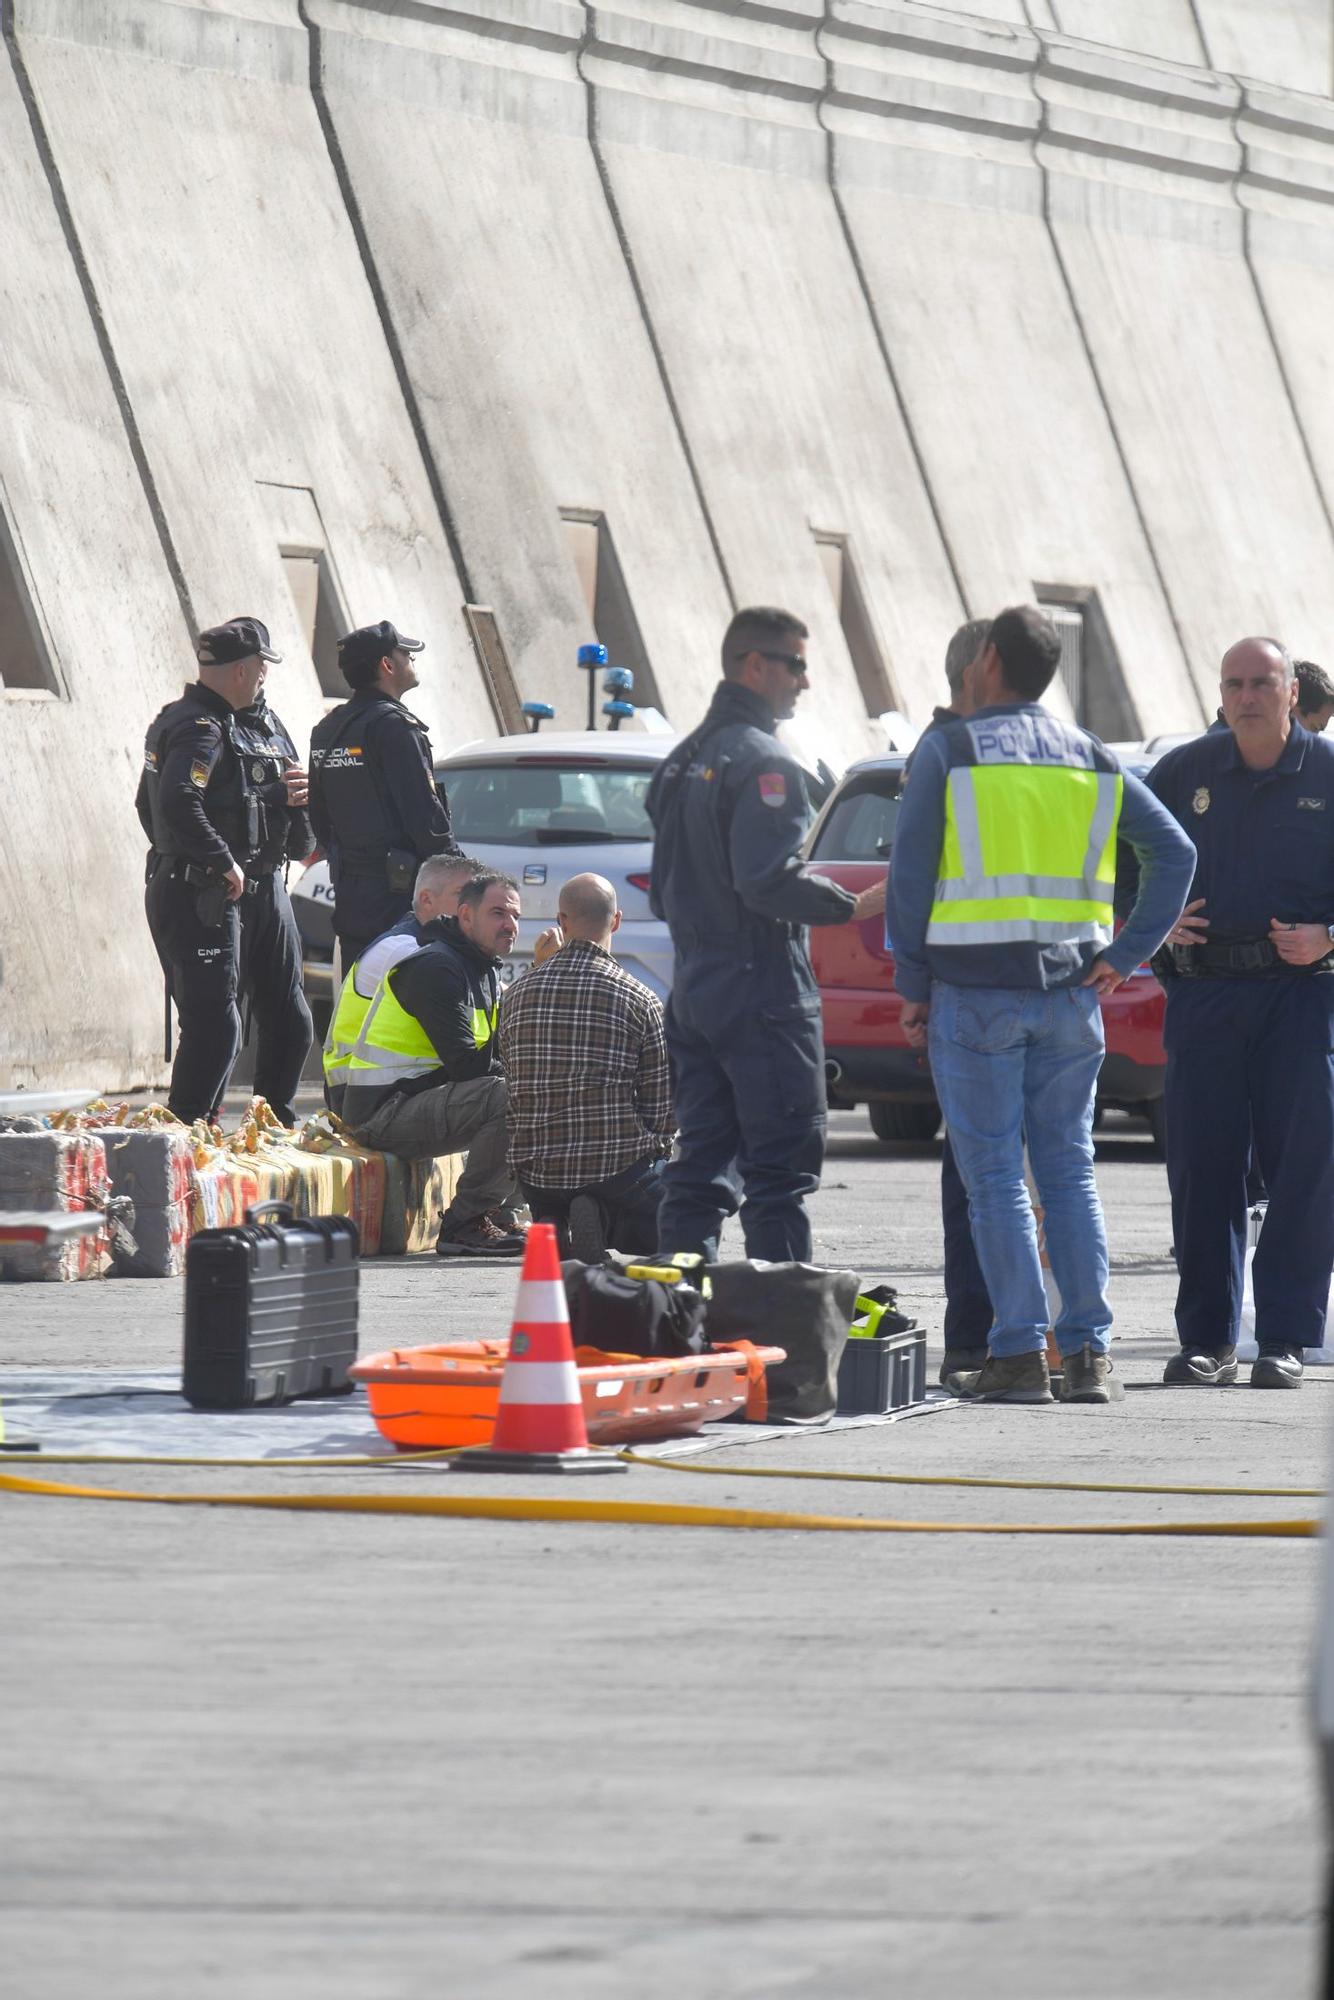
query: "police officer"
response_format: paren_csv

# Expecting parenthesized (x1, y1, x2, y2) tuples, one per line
(647, 606, 883, 1262)
(309, 620, 459, 968)
(136, 617, 314, 1127)
(1148, 636, 1334, 1390)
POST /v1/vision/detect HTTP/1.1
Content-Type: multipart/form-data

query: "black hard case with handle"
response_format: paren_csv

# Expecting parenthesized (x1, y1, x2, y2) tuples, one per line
(182, 1201, 360, 1410)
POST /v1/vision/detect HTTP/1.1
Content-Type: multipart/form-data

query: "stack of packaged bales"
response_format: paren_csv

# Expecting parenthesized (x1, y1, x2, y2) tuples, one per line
(187, 1119, 262, 1233)
(380, 1151, 464, 1254)
(293, 1115, 387, 1256)
(51, 1101, 193, 1277)
(0, 1127, 113, 1280)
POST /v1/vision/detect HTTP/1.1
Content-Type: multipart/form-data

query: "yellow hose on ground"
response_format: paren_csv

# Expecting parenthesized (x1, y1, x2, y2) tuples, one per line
(0, 1468, 1317, 1536)
(6, 1448, 1322, 1499)
(619, 1454, 1326, 1500)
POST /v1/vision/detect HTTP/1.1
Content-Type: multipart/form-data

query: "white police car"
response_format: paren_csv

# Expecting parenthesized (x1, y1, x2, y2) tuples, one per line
(292, 730, 677, 1005)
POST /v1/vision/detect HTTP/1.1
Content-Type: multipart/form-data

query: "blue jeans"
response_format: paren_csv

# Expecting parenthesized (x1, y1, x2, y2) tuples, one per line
(927, 982, 1112, 1358)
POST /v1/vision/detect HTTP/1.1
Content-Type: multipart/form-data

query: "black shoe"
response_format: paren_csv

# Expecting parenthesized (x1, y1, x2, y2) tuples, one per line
(1162, 1347, 1238, 1386)
(1251, 1350, 1304, 1390)
(568, 1194, 608, 1266)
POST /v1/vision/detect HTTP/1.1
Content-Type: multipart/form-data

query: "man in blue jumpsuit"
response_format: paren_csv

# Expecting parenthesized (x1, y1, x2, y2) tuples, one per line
(647, 607, 883, 1262)
(1148, 636, 1334, 1389)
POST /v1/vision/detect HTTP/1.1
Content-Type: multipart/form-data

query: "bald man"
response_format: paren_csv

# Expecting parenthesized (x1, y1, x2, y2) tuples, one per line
(498, 872, 674, 1261)
(1148, 637, 1334, 1390)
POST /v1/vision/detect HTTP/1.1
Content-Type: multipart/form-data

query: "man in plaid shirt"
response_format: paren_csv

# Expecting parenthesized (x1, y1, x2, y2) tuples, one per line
(498, 873, 674, 1260)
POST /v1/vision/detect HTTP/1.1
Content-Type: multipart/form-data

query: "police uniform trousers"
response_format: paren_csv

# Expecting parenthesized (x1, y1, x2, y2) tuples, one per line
(1163, 974, 1334, 1354)
(657, 935, 827, 1264)
(146, 863, 313, 1127)
(333, 872, 411, 972)
(941, 1133, 993, 1348)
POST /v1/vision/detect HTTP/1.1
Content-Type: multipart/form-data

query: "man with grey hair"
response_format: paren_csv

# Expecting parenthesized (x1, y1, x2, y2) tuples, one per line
(1148, 636, 1334, 1389)
(323, 853, 484, 1115)
(499, 871, 674, 1261)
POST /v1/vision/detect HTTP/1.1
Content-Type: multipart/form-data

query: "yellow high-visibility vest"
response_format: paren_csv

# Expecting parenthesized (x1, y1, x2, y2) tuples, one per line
(927, 760, 1122, 947)
(344, 964, 498, 1087)
(322, 934, 421, 1083)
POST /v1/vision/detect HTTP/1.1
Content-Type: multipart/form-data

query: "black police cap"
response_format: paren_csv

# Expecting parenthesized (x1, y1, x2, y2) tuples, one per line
(337, 620, 425, 678)
(197, 616, 281, 667)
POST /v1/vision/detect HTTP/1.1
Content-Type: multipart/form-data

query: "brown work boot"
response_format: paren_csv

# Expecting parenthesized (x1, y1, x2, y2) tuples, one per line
(1059, 1343, 1113, 1404)
(946, 1351, 1053, 1404)
(938, 1345, 989, 1388)
(435, 1213, 525, 1259)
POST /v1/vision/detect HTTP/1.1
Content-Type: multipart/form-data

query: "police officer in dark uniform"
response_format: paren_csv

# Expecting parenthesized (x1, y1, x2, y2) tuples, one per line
(136, 617, 314, 1127)
(309, 620, 459, 968)
(1148, 635, 1334, 1390)
(647, 606, 883, 1262)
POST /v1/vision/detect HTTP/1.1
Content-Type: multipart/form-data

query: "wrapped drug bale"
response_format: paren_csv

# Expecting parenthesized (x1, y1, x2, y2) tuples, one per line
(187, 1125, 262, 1233)
(101, 1127, 195, 1278)
(379, 1152, 464, 1255)
(0, 1132, 113, 1280)
(294, 1116, 387, 1257)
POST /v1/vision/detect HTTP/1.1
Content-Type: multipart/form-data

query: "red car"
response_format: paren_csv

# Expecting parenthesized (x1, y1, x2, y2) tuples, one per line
(807, 754, 1168, 1152)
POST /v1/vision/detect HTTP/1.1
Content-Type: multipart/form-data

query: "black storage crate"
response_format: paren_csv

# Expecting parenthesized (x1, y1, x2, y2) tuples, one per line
(837, 1323, 927, 1415)
(183, 1202, 360, 1410)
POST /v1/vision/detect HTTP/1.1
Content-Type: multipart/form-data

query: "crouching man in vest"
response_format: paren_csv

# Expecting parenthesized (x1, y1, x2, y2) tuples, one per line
(340, 870, 526, 1258)
(887, 606, 1195, 1403)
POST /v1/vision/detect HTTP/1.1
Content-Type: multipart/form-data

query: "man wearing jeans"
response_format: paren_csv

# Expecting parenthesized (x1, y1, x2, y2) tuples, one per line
(886, 606, 1195, 1403)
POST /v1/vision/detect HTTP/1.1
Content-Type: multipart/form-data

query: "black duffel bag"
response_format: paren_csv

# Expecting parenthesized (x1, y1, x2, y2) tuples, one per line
(702, 1261, 860, 1425)
(562, 1260, 708, 1359)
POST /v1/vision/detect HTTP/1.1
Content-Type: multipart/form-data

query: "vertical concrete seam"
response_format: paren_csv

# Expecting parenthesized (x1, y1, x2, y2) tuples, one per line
(575, 3, 736, 608)
(814, 2, 969, 617)
(1, 3, 198, 637)
(1229, 78, 1334, 558)
(297, 2, 477, 604)
(1027, 27, 1199, 707)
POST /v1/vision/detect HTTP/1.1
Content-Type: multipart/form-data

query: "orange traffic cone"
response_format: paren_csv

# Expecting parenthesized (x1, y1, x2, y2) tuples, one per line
(454, 1222, 627, 1476)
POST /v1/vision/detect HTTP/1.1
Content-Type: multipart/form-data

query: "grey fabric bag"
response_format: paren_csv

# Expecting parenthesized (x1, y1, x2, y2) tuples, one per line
(704, 1261, 860, 1425)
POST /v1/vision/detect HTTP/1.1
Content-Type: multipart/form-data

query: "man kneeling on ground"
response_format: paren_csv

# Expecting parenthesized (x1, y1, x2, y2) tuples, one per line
(341, 870, 525, 1258)
(498, 872, 674, 1261)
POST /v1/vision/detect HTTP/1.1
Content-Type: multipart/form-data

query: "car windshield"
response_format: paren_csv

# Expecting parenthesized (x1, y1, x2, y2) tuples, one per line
(810, 776, 903, 861)
(440, 762, 657, 847)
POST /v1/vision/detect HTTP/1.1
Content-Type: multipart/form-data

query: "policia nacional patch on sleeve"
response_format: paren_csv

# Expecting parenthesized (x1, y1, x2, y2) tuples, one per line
(758, 772, 787, 808)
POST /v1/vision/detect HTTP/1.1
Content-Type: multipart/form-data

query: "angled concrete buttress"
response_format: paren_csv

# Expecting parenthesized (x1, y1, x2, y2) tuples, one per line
(1045, 3, 1206, 67)
(1193, 0, 1333, 98)
(579, 0, 966, 770)
(820, 2, 1202, 739)
(305, 0, 734, 731)
(8, 0, 493, 772)
(1034, 32, 1334, 702)
(0, 40, 187, 1090)
(1235, 79, 1334, 553)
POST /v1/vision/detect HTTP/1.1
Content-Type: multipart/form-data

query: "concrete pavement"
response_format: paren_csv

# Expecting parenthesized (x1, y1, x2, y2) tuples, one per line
(1, 1110, 1327, 1998)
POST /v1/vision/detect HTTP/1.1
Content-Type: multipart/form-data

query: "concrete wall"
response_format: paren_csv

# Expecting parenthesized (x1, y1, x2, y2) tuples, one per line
(7, 0, 1334, 1086)
(1036, 34, 1334, 685)
(583, 0, 967, 769)
(11, 0, 489, 758)
(0, 44, 186, 1090)
(307, 0, 733, 728)
(822, 2, 1203, 734)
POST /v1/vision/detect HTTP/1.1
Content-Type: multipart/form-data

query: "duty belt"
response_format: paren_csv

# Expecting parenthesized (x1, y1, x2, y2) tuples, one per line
(1168, 938, 1334, 978)
(165, 859, 273, 895)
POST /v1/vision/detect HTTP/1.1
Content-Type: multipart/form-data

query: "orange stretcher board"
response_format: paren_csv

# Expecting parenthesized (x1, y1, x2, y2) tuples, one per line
(349, 1342, 785, 1450)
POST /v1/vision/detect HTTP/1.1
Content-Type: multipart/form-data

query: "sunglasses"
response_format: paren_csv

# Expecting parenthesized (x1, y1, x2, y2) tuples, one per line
(733, 649, 808, 675)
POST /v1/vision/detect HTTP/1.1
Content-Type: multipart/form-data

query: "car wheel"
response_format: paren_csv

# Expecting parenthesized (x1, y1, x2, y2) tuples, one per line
(868, 1099, 940, 1144)
(1144, 1097, 1167, 1159)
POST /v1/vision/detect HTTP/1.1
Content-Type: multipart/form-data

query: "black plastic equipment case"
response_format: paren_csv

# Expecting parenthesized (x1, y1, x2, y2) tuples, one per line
(182, 1201, 360, 1410)
(837, 1323, 927, 1416)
